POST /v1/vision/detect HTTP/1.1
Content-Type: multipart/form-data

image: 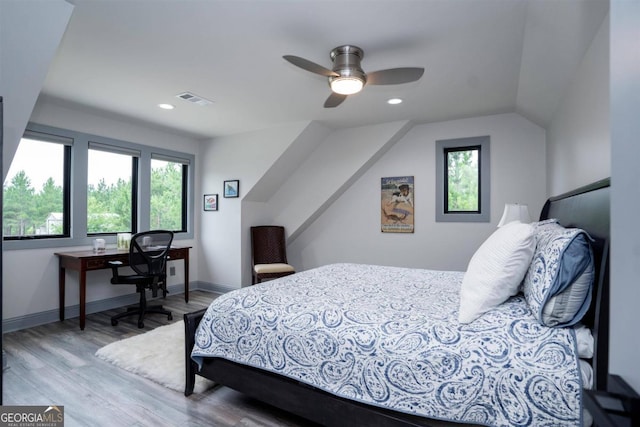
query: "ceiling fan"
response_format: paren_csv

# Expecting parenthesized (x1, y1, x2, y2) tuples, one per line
(283, 45, 424, 108)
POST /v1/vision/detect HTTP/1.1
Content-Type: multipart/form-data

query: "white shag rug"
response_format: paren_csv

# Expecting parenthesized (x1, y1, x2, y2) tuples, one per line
(95, 321, 215, 393)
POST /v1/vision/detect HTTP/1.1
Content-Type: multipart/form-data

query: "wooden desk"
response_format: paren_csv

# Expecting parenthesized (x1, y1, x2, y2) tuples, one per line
(55, 246, 191, 330)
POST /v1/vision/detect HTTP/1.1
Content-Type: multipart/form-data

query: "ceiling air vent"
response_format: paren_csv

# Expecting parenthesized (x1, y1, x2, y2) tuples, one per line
(175, 92, 214, 106)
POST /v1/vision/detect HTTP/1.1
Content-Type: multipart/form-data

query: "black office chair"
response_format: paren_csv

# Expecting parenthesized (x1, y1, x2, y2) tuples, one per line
(109, 230, 174, 328)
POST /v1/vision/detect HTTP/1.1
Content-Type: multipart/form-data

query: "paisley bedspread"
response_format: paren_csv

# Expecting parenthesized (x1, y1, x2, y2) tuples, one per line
(192, 263, 583, 426)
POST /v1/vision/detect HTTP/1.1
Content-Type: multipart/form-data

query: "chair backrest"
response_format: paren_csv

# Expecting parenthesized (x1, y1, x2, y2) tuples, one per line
(129, 230, 174, 277)
(251, 226, 288, 265)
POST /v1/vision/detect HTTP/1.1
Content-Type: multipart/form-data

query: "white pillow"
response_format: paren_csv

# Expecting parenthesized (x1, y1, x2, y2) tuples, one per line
(458, 221, 536, 323)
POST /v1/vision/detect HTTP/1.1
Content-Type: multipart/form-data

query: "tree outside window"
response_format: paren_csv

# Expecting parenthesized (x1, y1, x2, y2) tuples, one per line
(151, 158, 187, 231)
(445, 147, 479, 213)
(3, 123, 194, 247)
(87, 148, 136, 234)
(436, 136, 490, 223)
(3, 136, 69, 238)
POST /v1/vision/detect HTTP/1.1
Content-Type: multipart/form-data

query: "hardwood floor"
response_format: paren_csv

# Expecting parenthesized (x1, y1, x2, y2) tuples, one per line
(2, 290, 315, 427)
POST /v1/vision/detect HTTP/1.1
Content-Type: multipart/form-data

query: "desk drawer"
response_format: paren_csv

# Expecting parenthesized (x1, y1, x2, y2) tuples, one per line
(86, 255, 129, 270)
(168, 248, 188, 259)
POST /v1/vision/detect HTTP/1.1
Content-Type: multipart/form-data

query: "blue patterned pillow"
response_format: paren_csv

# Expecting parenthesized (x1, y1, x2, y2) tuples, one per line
(523, 220, 594, 327)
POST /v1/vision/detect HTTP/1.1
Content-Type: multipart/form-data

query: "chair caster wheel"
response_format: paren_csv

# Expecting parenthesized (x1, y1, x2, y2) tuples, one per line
(168, 313, 173, 321)
(137, 321, 144, 328)
(111, 319, 118, 326)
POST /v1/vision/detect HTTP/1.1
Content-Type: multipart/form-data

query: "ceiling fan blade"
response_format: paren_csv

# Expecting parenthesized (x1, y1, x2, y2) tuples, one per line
(366, 67, 425, 85)
(283, 55, 339, 77)
(324, 92, 348, 108)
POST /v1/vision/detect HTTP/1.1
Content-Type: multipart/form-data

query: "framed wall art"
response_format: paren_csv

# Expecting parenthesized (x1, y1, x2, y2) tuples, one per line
(204, 194, 218, 211)
(381, 176, 414, 233)
(223, 180, 239, 198)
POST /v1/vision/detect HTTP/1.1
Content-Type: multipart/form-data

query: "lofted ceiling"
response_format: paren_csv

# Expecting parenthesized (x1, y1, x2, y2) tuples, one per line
(42, 0, 609, 140)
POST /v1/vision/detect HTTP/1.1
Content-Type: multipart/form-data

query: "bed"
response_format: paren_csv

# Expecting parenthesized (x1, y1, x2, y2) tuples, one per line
(184, 178, 610, 427)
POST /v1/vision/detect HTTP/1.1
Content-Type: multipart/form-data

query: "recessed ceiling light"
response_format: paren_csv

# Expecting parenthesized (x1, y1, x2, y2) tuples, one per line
(387, 98, 403, 105)
(158, 103, 175, 110)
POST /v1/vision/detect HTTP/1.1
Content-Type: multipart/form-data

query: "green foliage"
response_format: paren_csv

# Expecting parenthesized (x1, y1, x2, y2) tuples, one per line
(150, 162, 183, 230)
(447, 149, 479, 212)
(3, 171, 38, 235)
(3, 165, 185, 237)
(87, 177, 132, 233)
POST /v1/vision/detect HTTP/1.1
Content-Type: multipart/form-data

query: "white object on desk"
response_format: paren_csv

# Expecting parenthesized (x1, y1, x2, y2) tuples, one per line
(93, 238, 106, 252)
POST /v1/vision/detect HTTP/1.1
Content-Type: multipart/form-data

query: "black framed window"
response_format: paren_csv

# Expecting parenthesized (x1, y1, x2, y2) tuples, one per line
(436, 136, 490, 222)
(87, 142, 139, 235)
(3, 131, 71, 239)
(444, 145, 480, 213)
(3, 123, 195, 249)
(150, 154, 189, 232)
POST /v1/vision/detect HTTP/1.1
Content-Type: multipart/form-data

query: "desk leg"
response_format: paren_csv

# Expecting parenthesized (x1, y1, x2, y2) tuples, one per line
(59, 265, 66, 321)
(184, 253, 190, 303)
(79, 271, 87, 330)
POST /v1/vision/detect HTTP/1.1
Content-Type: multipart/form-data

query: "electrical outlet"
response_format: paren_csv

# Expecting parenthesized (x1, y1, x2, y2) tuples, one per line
(169, 266, 176, 276)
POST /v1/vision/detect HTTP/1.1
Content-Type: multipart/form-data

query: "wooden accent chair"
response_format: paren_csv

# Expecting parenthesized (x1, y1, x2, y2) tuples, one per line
(250, 226, 295, 284)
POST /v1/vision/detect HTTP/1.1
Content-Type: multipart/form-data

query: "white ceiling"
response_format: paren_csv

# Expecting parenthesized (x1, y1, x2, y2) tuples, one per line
(42, 0, 608, 140)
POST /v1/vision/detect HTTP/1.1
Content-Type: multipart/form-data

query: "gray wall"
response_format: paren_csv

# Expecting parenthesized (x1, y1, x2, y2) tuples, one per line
(611, 0, 640, 392)
(0, 0, 73, 179)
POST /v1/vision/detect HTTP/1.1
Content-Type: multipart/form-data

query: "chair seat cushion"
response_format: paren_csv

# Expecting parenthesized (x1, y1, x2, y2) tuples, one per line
(254, 263, 295, 274)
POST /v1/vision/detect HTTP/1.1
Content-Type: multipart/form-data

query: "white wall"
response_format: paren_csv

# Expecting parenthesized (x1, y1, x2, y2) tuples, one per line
(545, 7, 640, 393)
(289, 113, 547, 272)
(0, 0, 73, 179)
(30, 96, 202, 154)
(201, 120, 415, 289)
(198, 122, 312, 289)
(610, 0, 640, 392)
(2, 98, 201, 321)
(268, 121, 413, 238)
(4, 6, 631, 395)
(546, 15, 610, 196)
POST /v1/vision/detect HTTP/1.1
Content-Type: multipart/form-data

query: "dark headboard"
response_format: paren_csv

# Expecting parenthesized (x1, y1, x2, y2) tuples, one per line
(539, 178, 610, 391)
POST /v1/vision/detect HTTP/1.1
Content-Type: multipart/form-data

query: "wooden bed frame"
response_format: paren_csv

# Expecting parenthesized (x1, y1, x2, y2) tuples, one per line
(184, 178, 611, 426)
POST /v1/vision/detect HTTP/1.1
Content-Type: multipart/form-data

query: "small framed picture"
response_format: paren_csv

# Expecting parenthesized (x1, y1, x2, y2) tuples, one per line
(223, 180, 239, 198)
(204, 194, 218, 211)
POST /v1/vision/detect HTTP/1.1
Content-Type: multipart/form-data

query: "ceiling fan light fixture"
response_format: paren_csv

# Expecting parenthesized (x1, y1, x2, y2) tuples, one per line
(330, 76, 364, 95)
(283, 44, 423, 108)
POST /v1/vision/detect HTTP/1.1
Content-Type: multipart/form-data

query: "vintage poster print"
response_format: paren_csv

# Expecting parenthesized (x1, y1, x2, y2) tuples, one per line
(381, 176, 414, 233)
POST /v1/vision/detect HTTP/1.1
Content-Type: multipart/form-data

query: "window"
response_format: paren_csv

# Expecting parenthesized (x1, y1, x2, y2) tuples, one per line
(436, 136, 490, 222)
(150, 155, 189, 232)
(3, 131, 71, 239)
(3, 123, 195, 249)
(445, 147, 479, 213)
(87, 143, 139, 235)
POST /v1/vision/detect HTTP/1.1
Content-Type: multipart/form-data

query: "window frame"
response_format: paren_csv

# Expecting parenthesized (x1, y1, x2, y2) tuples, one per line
(435, 135, 490, 223)
(3, 130, 72, 240)
(3, 123, 195, 250)
(150, 153, 190, 233)
(86, 142, 140, 236)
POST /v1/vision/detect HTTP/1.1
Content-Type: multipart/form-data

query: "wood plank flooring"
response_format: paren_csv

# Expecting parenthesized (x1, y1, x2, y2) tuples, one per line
(2, 290, 314, 427)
